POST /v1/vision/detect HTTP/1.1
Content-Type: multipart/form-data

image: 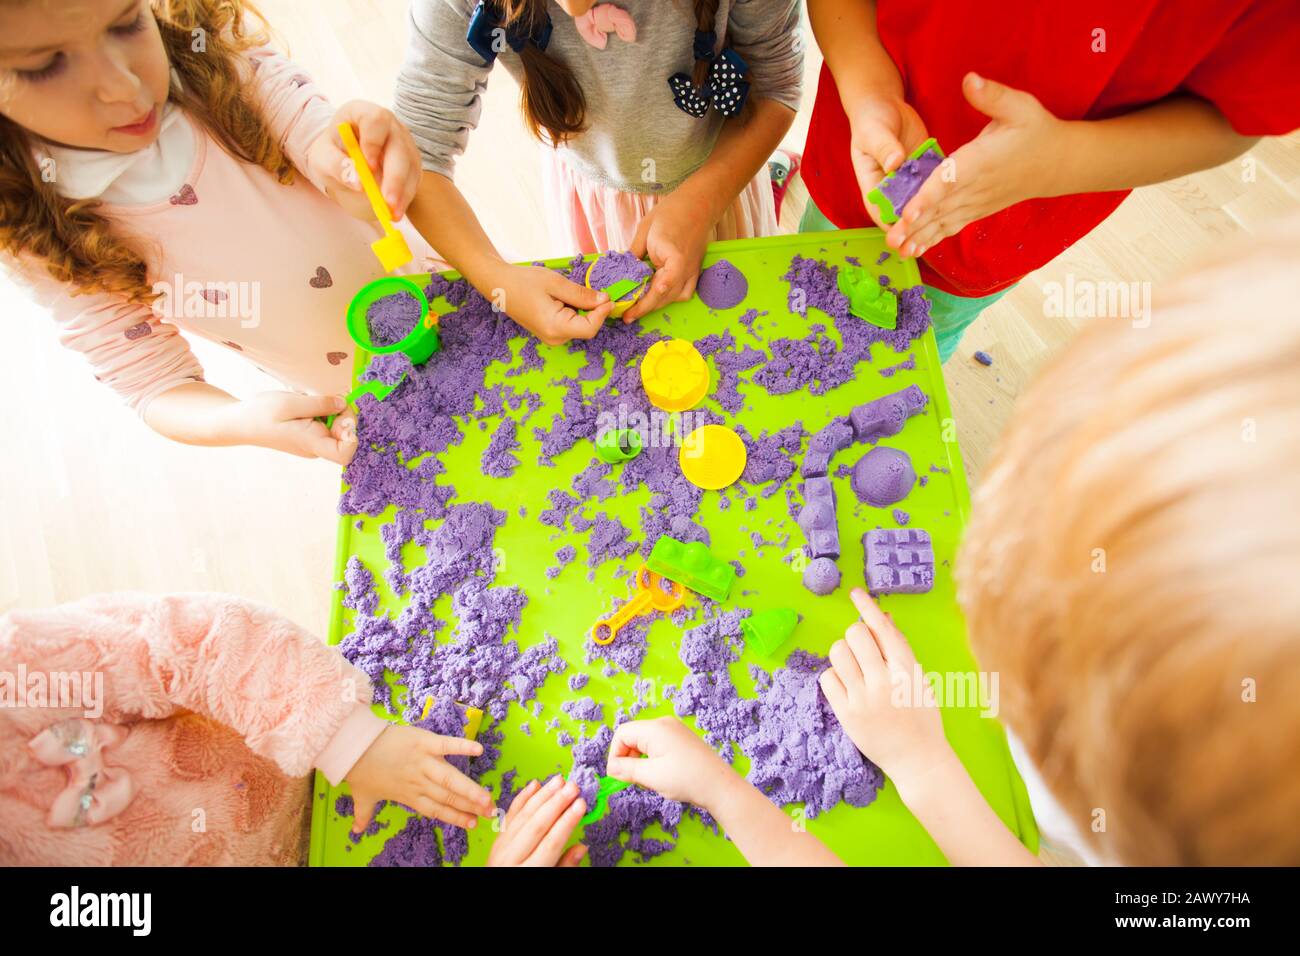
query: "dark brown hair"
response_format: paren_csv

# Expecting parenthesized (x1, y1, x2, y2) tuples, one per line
(500, 0, 722, 145)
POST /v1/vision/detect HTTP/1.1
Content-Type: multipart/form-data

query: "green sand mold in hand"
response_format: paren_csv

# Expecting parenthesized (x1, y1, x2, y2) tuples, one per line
(585, 251, 653, 319)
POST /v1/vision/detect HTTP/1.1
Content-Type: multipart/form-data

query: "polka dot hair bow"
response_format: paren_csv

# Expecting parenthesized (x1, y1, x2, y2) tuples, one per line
(668, 31, 751, 119)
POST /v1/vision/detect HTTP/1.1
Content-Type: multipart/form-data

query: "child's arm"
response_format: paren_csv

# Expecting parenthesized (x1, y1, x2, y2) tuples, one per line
(818, 589, 1042, 866)
(806, 0, 930, 224)
(242, 45, 423, 225)
(624, 96, 796, 320)
(606, 717, 845, 866)
(9, 260, 358, 464)
(394, 1, 612, 344)
(887, 74, 1259, 257)
(143, 381, 358, 465)
(626, 0, 803, 320)
(406, 172, 612, 345)
(6, 593, 495, 828)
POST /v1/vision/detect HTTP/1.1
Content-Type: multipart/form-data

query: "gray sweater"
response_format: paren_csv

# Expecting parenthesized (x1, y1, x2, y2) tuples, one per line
(395, 0, 803, 193)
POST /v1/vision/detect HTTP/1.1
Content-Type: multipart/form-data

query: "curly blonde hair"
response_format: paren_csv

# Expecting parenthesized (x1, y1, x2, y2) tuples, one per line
(0, 0, 295, 304)
(957, 215, 1300, 865)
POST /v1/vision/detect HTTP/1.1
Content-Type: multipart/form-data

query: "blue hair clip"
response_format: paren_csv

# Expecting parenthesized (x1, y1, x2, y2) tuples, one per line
(467, 0, 553, 65)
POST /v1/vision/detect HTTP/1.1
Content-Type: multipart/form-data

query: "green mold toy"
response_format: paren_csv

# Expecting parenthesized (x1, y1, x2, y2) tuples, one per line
(595, 429, 643, 465)
(837, 266, 897, 330)
(646, 536, 736, 603)
(741, 608, 800, 658)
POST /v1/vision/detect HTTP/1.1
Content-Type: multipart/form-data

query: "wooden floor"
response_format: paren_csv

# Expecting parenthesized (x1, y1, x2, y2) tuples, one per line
(3, 0, 1299, 646)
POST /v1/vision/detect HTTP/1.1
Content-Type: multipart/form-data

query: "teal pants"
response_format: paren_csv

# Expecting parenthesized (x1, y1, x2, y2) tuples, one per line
(799, 199, 1012, 363)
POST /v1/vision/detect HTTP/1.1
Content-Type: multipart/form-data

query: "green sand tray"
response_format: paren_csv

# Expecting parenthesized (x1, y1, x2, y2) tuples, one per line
(309, 230, 1038, 866)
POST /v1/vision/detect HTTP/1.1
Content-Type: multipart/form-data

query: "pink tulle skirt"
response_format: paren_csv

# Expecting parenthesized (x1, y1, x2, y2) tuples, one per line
(541, 150, 779, 255)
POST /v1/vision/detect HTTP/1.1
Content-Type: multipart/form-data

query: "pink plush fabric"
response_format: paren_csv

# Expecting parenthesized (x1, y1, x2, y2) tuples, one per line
(0, 593, 388, 865)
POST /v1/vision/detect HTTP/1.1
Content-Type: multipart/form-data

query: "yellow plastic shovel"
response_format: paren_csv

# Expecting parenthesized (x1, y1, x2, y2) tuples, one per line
(337, 122, 413, 272)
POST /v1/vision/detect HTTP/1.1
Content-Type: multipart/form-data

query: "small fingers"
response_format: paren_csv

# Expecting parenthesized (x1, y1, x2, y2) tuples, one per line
(829, 633, 867, 687)
(818, 667, 849, 713)
(503, 778, 542, 829)
(525, 794, 587, 866)
(426, 759, 495, 815)
(379, 129, 415, 216)
(427, 734, 484, 759)
(557, 843, 588, 868)
(848, 587, 917, 665)
(419, 774, 493, 820)
(413, 795, 478, 830)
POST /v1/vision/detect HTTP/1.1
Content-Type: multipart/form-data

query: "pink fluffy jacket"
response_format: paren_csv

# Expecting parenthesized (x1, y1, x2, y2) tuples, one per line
(0, 593, 388, 865)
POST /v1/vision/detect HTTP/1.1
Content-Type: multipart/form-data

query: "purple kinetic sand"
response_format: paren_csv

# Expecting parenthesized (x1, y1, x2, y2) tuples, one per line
(802, 557, 841, 595)
(876, 251, 891, 265)
(850, 446, 916, 507)
(879, 354, 916, 378)
(587, 251, 651, 301)
(672, 616, 882, 817)
(745, 652, 883, 814)
(697, 259, 749, 310)
(335, 794, 389, 844)
(334, 249, 908, 865)
(583, 514, 637, 567)
(849, 384, 928, 443)
(739, 422, 805, 496)
(340, 557, 380, 618)
(797, 477, 839, 560)
(366, 291, 423, 347)
(562, 697, 604, 723)
(974, 350, 993, 366)
(802, 417, 853, 478)
(879, 146, 943, 217)
(863, 529, 934, 595)
(775, 256, 933, 395)
(481, 417, 520, 478)
(893, 509, 910, 525)
(568, 672, 589, 692)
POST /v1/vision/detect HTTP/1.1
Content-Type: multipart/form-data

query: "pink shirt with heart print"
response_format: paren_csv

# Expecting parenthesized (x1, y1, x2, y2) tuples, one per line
(6, 45, 439, 416)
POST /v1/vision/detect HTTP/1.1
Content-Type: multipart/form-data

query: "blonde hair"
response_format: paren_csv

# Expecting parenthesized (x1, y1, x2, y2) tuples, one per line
(957, 216, 1300, 866)
(0, 0, 295, 304)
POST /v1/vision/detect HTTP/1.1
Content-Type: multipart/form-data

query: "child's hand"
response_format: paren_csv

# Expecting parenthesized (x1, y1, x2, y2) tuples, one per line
(486, 776, 588, 867)
(624, 189, 713, 322)
(846, 95, 931, 228)
(605, 716, 732, 809)
(346, 724, 496, 833)
(818, 588, 950, 784)
(308, 101, 423, 221)
(885, 72, 1067, 258)
(231, 391, 358, 465)
(489, 263, 612, 346)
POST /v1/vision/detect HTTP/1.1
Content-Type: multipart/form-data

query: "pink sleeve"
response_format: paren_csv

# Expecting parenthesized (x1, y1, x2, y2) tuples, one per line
(3, 593, 387, 784)
(243, 46, 337, 192)
(6, 256, 205, 417)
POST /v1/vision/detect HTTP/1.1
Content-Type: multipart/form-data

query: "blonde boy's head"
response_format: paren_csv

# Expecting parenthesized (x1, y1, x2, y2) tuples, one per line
(957, 216, 1300, 866)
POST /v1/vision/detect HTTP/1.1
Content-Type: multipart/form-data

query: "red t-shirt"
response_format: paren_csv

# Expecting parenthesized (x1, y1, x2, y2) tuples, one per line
(803, 0, 1300, 296)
